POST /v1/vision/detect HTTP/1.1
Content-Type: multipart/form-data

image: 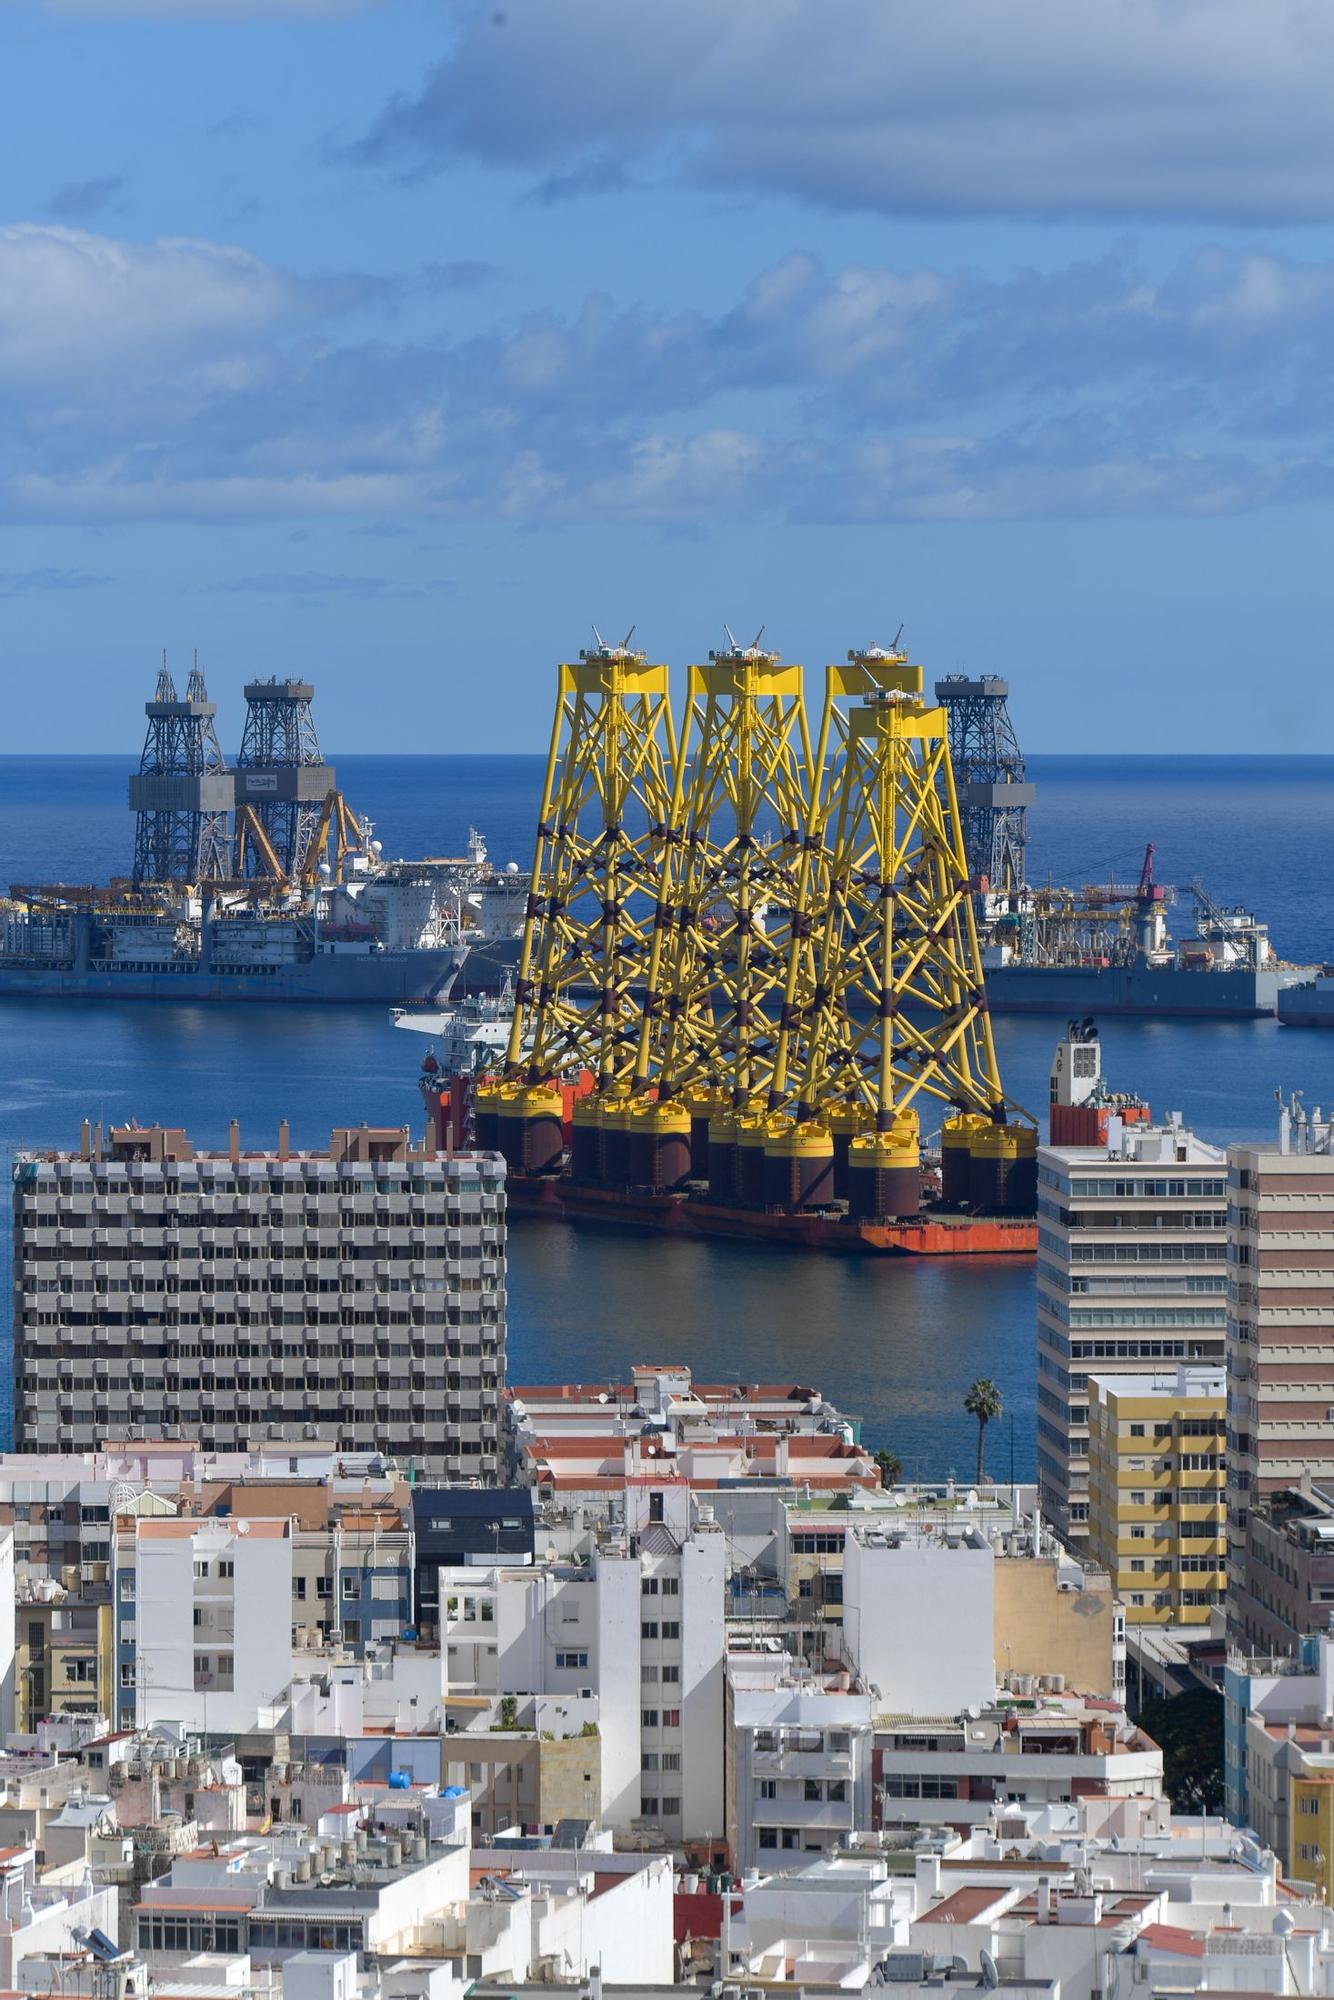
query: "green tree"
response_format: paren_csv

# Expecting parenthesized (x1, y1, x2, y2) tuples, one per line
(874, 1448, 902, 1490)
(964, 1378, 1003, 1484)
(1134, 1687, 1223, 1814)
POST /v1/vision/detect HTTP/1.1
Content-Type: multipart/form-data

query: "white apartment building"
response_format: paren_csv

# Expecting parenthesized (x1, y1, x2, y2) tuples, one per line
(11, 1122, 506, 1478)
(726, 1656, 874, 1876)
(123, 1516, 296, 1734)
(0, 1528, 14, 1738)
(1036, 1118, 1228, 1538)
(841, 1522, 995, 1716)
(0, 1840, 119, 1988)
(1227, 1107, 1334, 1610)
(440, 1473, 724, 1845)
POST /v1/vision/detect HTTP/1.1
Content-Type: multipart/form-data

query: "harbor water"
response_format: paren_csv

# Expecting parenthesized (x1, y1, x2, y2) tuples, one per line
(2, 752, 1333, 1477)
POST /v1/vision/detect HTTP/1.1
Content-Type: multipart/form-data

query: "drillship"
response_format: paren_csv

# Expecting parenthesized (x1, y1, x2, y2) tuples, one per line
(0, 665, 511, 1005)
(939, 674, 1316, 1019)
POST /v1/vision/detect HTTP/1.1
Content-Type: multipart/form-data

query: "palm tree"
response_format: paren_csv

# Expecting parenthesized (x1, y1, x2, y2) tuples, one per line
(873, 1448, 902, 1491)
(964, 1378, 1003, 1485)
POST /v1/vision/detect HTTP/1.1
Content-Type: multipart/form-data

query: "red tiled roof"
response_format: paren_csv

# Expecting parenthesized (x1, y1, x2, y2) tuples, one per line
(1139, 1924, 1206, 1958)
(919, 1885, 1011, 1924)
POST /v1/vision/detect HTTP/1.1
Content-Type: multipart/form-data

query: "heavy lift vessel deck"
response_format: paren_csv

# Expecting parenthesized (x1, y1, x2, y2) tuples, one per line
(420, 631, 1040, 1258)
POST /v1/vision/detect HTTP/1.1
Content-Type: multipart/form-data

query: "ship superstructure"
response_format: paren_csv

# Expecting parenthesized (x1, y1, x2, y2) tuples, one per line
(0, 664, 477, 1005)
(934, 676, 1314, 1018)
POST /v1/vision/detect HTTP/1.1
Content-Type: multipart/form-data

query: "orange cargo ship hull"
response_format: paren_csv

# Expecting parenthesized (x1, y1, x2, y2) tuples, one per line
(505, 1173, 1035, 1257)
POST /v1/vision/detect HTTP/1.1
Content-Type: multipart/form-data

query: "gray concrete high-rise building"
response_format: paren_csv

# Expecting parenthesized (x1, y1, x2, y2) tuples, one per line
(1036, 1119, 1229, 1541)
(1227, 1105, 1334, 1640)
(11, 1121, 506, 1479)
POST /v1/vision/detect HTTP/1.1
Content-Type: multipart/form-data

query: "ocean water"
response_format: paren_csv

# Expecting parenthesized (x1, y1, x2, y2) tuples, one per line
(1, 752, 1332, 1477)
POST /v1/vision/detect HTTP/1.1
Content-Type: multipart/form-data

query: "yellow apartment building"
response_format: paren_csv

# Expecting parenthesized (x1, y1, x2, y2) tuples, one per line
(1087, 1366, 1226, 1626)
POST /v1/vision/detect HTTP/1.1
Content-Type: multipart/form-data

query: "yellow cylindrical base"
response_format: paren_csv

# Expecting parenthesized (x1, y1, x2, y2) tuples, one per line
(496, 1083, 565, 1176)
(942, 1113, 988, 1206)
(828, 1103, 867, 1201)
(968, 1123, 1021, 1213)
(570, 1096, 602, 1183)
(848, 1112, 922, 1221)
(707, 1113, 739, 1204)
(473, 1080, 505, 1156)
(627, 1100, 693, 1191)
(763, 1119, 835, 1211)
(736, 1115, 770, 1208)
(597, 1094, 636, 1187)
(685, 1087, 726, 1182)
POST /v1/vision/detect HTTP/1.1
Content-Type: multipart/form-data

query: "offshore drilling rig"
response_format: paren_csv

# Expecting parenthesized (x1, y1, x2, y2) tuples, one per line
(461, 633, 1037, 1254)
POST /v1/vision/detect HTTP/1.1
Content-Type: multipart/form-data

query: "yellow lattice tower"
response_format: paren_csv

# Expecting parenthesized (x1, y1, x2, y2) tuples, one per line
(476, 636, 675, 1178)
(638, 637, 815, 1197)
(779, 647, 1031, 1219)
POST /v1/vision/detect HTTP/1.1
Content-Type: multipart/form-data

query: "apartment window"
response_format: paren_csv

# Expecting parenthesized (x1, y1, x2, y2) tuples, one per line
(556, 1650, 588, 1670)
(642, 1796, 659, 1815)
(661, 1796, 680, 1815)
(759, 1829, 778, 1848)
(759, 1780, 776, 1799)
(193, 1561, 208, 1579)
(294, 1577, 307, 1600)
(120, 1664, 135, 1687)
(641, 1753, 659, 1773)
(218, 1560, 234, 1578)
(661, 1621, 680, 1640)
(661, 1665, 680, 1684)
(662, 1752, 681, 1772)
(641, 1621, 659, 1639)
(661, 1577, 679, 1595)
(316, 1577, 332, 1599)
(342, 1576, 361, 1600)
(662, 1708, 680, 1727)
(641, 1578, 659, 1596)
(344, 1619, 360, 1643)
(642, 1710, 658, 1728)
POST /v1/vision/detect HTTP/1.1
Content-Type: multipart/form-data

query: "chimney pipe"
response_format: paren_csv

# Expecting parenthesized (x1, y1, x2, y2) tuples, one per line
(228, 1118, 240, 1164)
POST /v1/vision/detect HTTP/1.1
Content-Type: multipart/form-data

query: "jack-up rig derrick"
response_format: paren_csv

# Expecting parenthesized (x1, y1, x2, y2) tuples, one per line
(934, 673, 1034, 902)
(233, 678, 338, 881)
(129, 656, 233, 886)
(476, 634, 677, 1179)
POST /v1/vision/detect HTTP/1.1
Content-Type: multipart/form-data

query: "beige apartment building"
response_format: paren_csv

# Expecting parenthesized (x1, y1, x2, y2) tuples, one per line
(1228, 1112, 1334, 1618)
(11, 1120, 506, 1479)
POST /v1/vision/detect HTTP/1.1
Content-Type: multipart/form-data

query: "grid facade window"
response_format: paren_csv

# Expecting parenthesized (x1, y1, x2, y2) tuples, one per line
(11, 1135, 508, 1481)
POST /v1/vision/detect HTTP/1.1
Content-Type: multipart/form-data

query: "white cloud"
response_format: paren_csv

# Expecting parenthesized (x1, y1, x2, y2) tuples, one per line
(32, 0, 368, 15)
(0, 225, 315, 381)
(353, 0, 1334, 224)
(4, 225, 1334, 528)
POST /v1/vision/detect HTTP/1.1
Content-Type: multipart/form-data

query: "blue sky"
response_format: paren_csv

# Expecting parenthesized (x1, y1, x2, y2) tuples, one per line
(4, 0, 1334, 753)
